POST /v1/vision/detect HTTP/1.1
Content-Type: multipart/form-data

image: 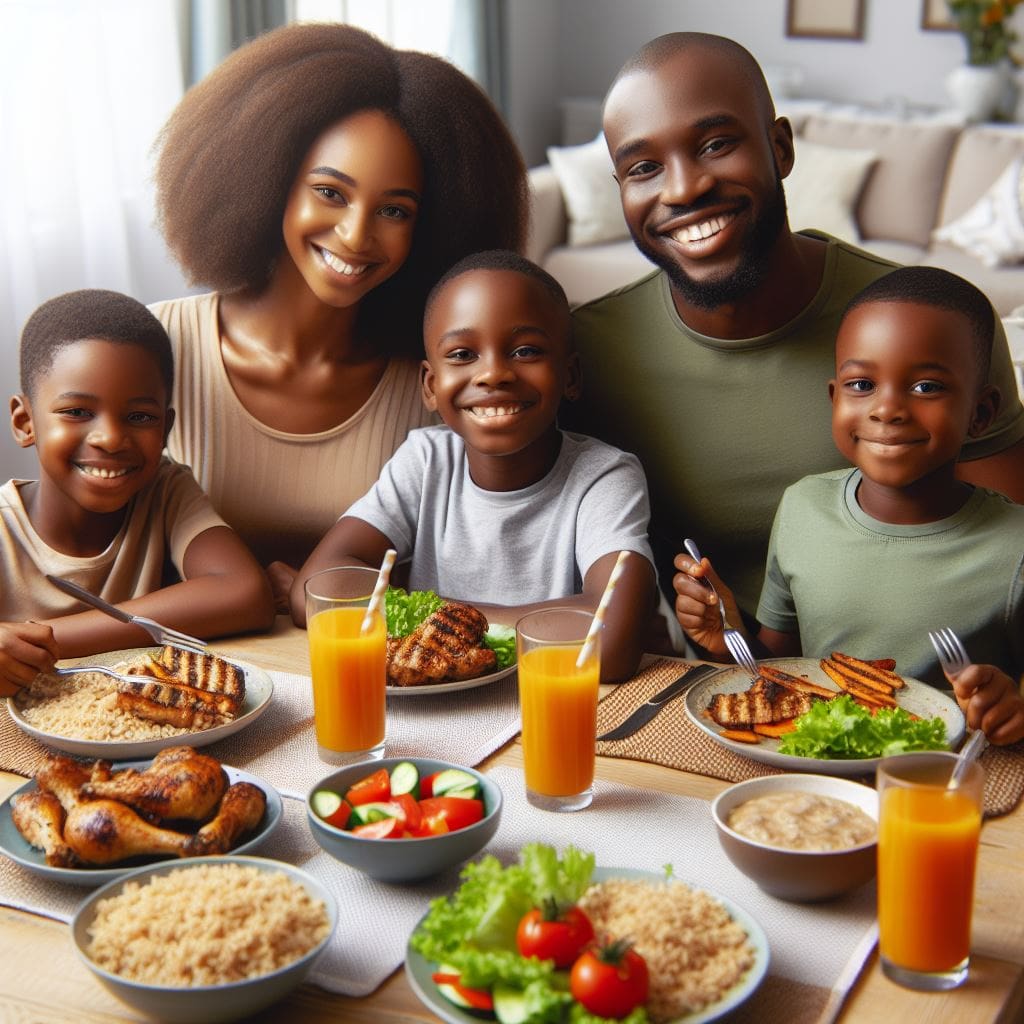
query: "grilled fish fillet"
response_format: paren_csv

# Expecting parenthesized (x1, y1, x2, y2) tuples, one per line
(388, 602, 497, 686)
(710, 684, 812, 727)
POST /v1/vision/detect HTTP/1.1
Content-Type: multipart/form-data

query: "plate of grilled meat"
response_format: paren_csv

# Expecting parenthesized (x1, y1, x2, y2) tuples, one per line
(0, 747, 282, 886)
(7, 646, 274, 759)
(684, 655, 965, 777)
(386, 600, 515, 695)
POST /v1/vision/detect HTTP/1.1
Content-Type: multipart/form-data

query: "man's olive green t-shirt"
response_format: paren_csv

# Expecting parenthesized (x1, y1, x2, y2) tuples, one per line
(568, 234, 1024, 615)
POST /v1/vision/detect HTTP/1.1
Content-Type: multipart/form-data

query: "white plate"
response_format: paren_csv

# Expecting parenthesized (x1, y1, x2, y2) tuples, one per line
(387, 663, 516, 697)
(7, 649, 273, 759)
(685, 657, 966, 777)
(405, 865, 769, 1024)
(0, 761, 283, 887)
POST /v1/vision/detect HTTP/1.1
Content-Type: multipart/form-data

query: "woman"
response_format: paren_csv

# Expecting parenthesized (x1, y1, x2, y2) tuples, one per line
(151, 24, 527, 597)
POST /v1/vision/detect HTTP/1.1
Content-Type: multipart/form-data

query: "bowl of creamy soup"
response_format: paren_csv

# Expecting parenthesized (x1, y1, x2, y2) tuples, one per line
(711, 774, 878, 903)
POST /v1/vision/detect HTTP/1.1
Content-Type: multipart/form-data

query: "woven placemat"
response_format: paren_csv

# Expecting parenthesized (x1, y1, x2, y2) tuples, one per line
(596, 660, 1024, 818)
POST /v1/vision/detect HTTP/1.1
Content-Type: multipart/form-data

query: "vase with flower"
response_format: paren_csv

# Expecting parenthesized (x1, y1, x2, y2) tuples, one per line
(945, 0, 1022, 121)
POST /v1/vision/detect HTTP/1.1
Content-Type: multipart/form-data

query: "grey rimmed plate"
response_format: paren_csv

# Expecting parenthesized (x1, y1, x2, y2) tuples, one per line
(684, 657, 965, 777)
(7, 648, 273, 759)
(405, 865, 769, 1024)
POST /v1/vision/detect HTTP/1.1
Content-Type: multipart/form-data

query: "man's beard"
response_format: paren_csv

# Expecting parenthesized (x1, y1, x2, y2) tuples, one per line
(631, 176, 788, 311)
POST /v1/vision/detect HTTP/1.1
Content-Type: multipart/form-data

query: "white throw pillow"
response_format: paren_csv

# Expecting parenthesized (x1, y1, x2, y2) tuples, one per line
(933, 157, 1024, 268)
(546, 135, 628, 247)
(784, 138, 877, 242)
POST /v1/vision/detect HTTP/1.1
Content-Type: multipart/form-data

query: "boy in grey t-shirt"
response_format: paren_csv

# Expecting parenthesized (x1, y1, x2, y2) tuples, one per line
(674, 267, 1024, 745)
(292, 251, 659, 681)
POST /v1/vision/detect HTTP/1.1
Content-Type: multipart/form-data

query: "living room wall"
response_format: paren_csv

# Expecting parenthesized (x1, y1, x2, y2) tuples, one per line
(506, 0, 1022, 166)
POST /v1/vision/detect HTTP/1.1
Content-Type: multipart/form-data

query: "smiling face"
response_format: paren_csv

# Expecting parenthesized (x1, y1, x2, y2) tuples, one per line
(10, 339, 172, 537)
(422, 269, 579, 491)
(829, 300, 997, 521)
(603, 45, 793, 311)
(280, 109, 423, 308)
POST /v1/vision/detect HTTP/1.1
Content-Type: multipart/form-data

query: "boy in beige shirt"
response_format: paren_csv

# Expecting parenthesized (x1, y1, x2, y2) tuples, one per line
(0, 289, 274, 694)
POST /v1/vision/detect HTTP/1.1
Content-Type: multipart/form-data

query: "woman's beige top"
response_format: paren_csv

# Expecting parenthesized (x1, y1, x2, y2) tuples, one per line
(151, 292, 435, 569)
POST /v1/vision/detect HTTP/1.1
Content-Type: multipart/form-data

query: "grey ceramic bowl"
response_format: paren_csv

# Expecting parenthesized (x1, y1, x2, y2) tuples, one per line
(307, 757, 501, 882)
(711, 773, 878, 903)
(71, 855, 337, 1023)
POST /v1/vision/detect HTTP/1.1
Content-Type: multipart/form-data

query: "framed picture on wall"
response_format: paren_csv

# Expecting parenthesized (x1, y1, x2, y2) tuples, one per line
(921, 0, 957, 31)
(786, 0, 865, 40)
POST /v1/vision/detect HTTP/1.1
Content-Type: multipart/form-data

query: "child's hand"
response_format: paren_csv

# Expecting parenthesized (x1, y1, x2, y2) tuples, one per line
(0, 621, 59, 697)
(672, 552, 735, 659)
(266, 560, 297, 614)
(947, 663, 1024, 746)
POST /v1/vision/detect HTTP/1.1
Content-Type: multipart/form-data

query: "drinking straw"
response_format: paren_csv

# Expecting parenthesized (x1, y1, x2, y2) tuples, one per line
(576, 550, 630, 668)
(361, 549, 397, 634)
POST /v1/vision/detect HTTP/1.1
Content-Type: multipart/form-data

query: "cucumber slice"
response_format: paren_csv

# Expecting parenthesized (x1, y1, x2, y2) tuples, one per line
(443, 787, 481, 800)
(389, 761, 420, 798)
(348, 801, 397, 826)
(434, 964, 488, 1014)
(493, 984, 528, 1024)
(310, 789, 343, 819)
(431, 769, 480, 798)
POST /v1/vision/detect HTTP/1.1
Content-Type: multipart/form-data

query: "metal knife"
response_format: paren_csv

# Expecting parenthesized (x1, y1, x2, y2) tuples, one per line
(46, 574, 135, 623)
(597, 663, 719, 742)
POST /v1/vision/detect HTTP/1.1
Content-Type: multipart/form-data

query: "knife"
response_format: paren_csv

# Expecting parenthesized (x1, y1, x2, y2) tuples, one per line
(597, 663, 719, 742)
(46, 574, 135, 624)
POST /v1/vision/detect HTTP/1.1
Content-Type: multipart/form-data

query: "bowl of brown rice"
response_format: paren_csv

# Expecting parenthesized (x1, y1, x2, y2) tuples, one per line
(71, 855, 336, 1023)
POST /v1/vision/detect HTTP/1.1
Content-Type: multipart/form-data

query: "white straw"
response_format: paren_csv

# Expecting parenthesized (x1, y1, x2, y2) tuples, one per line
(576, 550, 630, 668)
(361, 549, 397, 634)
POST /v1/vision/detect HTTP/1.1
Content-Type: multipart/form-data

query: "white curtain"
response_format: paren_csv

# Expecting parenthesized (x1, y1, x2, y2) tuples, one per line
(0, 0, 190, 479)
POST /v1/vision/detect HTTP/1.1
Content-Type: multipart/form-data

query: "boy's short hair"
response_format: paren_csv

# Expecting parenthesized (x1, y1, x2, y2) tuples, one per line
(20, 289, 174, 398)
(842, 267, 994, 383)
(425, 249, 570, 326)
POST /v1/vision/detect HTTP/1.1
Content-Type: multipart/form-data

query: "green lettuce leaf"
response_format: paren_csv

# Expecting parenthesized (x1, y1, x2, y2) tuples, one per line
(384, 586, 443, 637)
(777, 694, 948, 759)
(484, 624, 517, 668)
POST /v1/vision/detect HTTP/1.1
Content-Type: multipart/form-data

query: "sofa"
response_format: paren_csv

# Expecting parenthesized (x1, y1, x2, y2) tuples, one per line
(526, 105, 1024, 317)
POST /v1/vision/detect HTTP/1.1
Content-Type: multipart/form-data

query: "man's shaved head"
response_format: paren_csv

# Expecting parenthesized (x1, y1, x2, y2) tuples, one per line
(608, 32, 776, 125)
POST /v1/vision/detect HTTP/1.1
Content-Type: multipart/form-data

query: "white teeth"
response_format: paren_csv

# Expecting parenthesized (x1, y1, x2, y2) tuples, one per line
(79, 465, 132, 479)
(320, 248, 369, 276)
(672, 213, 734, 244)
(469, 405, 523, 418)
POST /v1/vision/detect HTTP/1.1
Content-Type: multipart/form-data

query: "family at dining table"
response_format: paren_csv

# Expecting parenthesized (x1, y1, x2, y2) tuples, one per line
(0, 26, 1021, 743)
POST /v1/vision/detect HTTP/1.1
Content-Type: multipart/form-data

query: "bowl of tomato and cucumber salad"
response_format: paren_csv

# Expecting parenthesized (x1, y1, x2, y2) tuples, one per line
(306, 757, 502, 882)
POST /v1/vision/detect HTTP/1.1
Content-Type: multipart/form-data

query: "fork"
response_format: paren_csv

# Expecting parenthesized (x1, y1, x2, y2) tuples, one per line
(45, 574, 208, 654)
(928, 626, 989, 781)
(683, 539, 759, 679)
(51, 665, 169, 687)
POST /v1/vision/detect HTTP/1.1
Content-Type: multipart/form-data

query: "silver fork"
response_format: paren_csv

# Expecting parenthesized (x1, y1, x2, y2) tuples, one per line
(46, 574, 208, 654)
(928, 626, 989, 777)
(683, 539, 759, 678)
(51, 665, 168, 687)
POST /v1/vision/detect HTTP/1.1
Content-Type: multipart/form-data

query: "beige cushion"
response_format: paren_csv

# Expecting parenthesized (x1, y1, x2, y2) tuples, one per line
(543, 240, 652, 306)
(800, 115, 961, 247)
(937, 125, 1024, 223)
(933, 157, 1024, 267)
(784, 139, 877, 242)
(545, 135, 629, 247)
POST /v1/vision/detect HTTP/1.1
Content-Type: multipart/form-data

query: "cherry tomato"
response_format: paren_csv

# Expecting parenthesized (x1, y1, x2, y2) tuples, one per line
(570, 941, 649, 1019)
(420, 771, 438, 799)
(345, 768, 391, 807)
(516, 903, 594, 968)
(409, 813, 450, 837)
(417, 796, 484, 832)
(392, 793, 422, 832)
(430, 972, 494, 1011)
(351, 816, 405, 839)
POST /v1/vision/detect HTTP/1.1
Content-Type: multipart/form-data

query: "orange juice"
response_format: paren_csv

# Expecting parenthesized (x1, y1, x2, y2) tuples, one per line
(519, 645, 599, 797)
(308, 606, 386, 753)
(878, 786, 981, 972)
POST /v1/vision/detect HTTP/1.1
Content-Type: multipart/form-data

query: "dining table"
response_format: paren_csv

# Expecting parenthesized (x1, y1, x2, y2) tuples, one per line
(0, 614, 1021, 1024)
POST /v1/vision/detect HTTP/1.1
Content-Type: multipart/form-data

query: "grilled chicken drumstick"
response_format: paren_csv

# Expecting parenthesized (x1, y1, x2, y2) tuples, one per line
(10, 791, 77, 867)
(188, 782, 266, 855)
(62, 799, 192, 864)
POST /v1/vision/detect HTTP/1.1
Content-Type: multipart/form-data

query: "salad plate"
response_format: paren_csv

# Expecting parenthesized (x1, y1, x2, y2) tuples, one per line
(7, 648, 274, 759)
(0, 761, 283, 887)
(685, 657, 965, 777)
(404, 865, 769, 1024)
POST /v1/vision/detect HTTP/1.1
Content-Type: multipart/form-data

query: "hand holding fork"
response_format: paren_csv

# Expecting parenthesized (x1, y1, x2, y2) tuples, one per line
(929, 626, 1024, 747)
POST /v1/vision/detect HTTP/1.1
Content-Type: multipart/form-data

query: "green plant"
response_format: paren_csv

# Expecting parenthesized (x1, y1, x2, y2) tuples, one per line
(948, 0, 1022, 65)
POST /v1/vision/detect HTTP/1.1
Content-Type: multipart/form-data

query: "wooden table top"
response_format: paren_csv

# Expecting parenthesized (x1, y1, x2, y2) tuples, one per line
(1, 616, 1021, 1023)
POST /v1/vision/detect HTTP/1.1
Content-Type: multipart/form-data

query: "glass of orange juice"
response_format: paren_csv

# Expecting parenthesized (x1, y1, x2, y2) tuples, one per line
(877, 750, 984, 990)
(305, 566, 387, 765)
(516, 608, 600, 812)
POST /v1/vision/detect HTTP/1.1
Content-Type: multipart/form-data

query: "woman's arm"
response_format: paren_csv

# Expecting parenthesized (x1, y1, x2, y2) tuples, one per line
(46, 526, 275, 658)
(289, 516, 396, 627)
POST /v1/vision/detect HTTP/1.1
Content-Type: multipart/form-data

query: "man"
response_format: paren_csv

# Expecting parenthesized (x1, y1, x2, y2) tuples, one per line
(568, 32, 1024, 618)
